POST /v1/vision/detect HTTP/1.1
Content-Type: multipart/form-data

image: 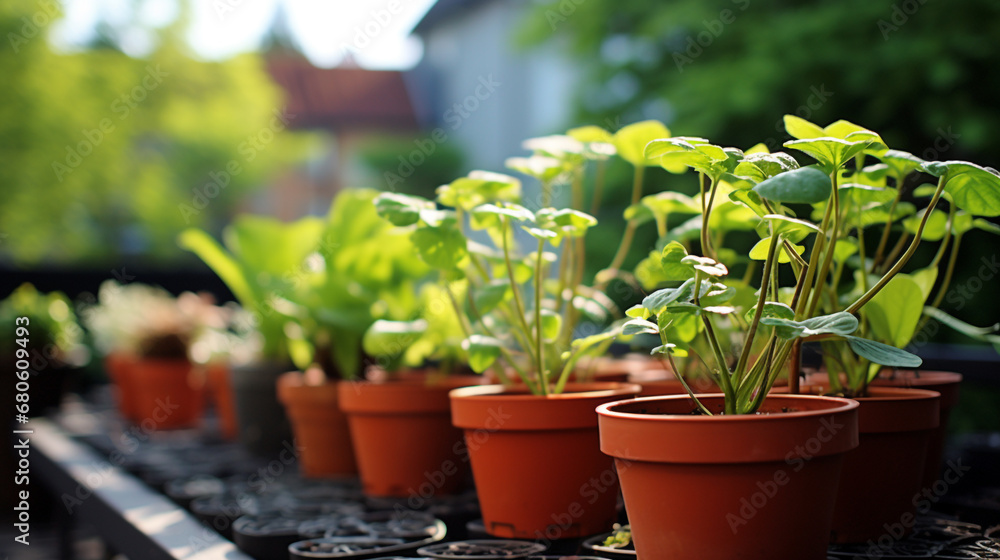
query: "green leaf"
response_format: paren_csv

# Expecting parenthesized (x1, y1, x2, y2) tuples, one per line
(909, 268, 939, 302)
(374, 192, 435, 226)
(865, 274, 925, 348)
(744, 301, 795, 324)
(613, 120, 672, 167)
(474, 280, 512, 314)
(178, 228, 256, 310)
(642, 278, 696, 314)
(761, 214, 822, 239)
(762, 311, 859, 339)
(539, 309, 562, 342)
(534, 208, 598, 238)
(832, 239, 858, 263)
(749, 237, 804, 263)
(902, 209, 950, 242)
(437, 171, 521, 211)
(922, 161, 1000, 217)
(650, 344, 678, 356)
(974, 218, 1000, 235)
(783, 115, 827, 139)
(845, 336, 922, 368)
(648, 138, 728, 174)
(784, 136, 877, 172)
(622, 317, 660, 336)
(625, 304, 650, 319)
(462, 335, 502, 374)
(505, 155, 566, 182)
(753, 167, 832, 204)
(639, 191, 702, 218)
(363, 319, 428, 357)
(412, 224, 468, 270)
(659, 241, 695, 281)
(522, 135, 586, 161)
(680, 255, 728, 277)
(567, 125, 613, 144)
(923, 306, 1000, 339)
(734, 151, 800, 181)
(874, 149, 924, 179)
(728, 189, 768, 217)
(470, 202, 534, 230)
(699, 281, 737, 306)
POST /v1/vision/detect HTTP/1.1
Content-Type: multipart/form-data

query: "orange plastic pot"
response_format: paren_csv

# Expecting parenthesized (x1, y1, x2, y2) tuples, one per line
(277, 372, 356, 478)
(598, 393, 859, 560)
(450, 382, 640, 540)
(132, 358, 206, 429)
(870, 370, 960, 487)
(825, 386, 940, 543)
(338, 373, 481, 498)
(207, 361, 238, 440)
(105, 352, 139, 421)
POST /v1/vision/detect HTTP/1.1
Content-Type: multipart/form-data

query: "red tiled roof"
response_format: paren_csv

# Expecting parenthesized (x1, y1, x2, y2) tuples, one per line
(265, 55, 418, 132)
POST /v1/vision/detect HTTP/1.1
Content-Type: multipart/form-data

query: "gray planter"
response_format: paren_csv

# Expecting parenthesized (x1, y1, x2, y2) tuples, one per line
(231, 360, 294, 458)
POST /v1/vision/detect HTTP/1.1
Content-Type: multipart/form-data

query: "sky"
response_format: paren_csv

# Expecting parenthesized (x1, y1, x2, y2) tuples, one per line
(51, 0, 439, 69)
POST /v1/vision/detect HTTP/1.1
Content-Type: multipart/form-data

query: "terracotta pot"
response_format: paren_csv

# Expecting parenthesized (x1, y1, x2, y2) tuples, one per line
(207, 361, 238, 440)
(131, 358, 206, 429)
(339, 373, 481, 498)
(105, 352, 139, 421)
(870, 370, 961, 487)
(827, 386, 940, 543)
(231, 360, 294, 457)
(277, 372, 356, 478)
(449, 382, 640, 540)
(598, 393, 860, 560)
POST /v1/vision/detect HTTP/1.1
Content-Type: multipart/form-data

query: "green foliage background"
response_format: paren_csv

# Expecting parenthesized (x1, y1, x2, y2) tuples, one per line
(519, 0, 1000, 164)
(0, 1, 317, 266)
(518, 0, 1000, 333)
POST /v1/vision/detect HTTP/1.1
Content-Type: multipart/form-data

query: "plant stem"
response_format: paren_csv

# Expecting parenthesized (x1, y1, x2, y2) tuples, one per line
(930, 232, 961, 310)
(590, 159, 608, 216)
(735, 230, 779, 379)
(664, 349, 713, 416)
(882, 231, 910, 274)
(806, 172, 842, 317)
(847, 175, 948, 314)
(701, 176, 720, 260)
(534, 238, 548, 395)
(795, 197, 834, 319)
(598, 165, 645, 288)
(787, 339, 801, 394)
(694, 271, 735, 413)
(930, 204, 955, 269)
(501, 218, 538, 377)
(444, 281, 474, 337)
(872, 175, 903, 270)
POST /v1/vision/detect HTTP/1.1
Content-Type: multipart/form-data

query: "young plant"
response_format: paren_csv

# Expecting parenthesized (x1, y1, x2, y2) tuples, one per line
(82, 281, 225, 360)
(374, 164, 625, 395)
(180, 214, 325, 362)
(629, 128, 934, 414)
(1, 283, 88, 367)
(181, 188, 428, 379)
(776, 116, 1000, 396)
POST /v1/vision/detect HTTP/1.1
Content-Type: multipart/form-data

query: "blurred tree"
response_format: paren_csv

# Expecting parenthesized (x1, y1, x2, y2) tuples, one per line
(518, 0, 1000, 332)
(519, 0, 1000, 164)
(0, 0, 317, 266)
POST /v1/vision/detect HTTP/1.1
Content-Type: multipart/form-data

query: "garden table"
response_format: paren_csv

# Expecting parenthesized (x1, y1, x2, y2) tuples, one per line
(29, 416, 253, 560)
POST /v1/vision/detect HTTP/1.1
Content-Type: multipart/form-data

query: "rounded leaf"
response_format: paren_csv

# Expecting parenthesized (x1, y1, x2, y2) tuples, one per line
(753, 167, 832, 204)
